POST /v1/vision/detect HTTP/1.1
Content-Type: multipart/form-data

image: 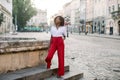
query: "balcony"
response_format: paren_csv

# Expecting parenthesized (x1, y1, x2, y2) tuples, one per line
(111, 8, 120, 20)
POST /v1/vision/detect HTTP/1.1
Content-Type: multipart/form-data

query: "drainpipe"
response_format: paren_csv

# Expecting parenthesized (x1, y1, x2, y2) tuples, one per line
(85, 0, 87, 35)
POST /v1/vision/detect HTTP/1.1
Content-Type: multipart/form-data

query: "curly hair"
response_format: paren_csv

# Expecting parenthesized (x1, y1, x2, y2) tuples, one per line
(54, 16, 64, 26)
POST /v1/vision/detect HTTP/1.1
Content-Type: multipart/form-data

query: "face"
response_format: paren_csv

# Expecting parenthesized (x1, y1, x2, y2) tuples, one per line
(55, 17, 61, 26)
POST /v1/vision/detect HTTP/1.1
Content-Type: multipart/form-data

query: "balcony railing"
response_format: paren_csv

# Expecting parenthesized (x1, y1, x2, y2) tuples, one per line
(111, 8, 120, 19)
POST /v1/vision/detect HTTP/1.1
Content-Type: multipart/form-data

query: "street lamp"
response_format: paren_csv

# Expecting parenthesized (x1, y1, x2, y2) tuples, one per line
(65, 16, 70, 37)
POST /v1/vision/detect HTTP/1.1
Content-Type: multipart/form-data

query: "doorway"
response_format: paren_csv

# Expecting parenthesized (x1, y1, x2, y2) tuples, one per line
(118, 21, 120, 35)
(110, 27, 113, 35)
(101, 26, 105, 34)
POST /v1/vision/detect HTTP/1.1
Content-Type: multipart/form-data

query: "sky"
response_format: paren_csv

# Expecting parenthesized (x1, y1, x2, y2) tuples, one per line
(33, 0, 72, 18)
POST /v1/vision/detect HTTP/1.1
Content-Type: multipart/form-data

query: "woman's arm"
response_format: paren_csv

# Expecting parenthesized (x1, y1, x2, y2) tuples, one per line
(49, 35, 52, 48)
(63, 27, 67, 40)
(63, 34, 66, 40)
(49, 26, 53, 48)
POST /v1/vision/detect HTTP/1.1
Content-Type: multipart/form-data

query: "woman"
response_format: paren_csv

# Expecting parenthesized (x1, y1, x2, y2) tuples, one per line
(45, 16, 66, 78)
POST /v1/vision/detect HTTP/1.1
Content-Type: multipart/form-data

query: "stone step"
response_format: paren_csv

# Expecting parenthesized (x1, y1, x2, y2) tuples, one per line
(0, 65, 69, 80)
(63, 71, 83, 80)
(45, 70, 83, 80)
(78, 77, 96, 80)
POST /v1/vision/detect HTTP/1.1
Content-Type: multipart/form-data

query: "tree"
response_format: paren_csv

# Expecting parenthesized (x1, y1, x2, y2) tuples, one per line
(13, 0, 37, 31)
(0, 13, 4, 26)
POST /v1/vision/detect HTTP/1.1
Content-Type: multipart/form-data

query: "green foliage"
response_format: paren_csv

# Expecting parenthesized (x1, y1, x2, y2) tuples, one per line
(13, 0, 37, 31)
(0, 13, 4, 26)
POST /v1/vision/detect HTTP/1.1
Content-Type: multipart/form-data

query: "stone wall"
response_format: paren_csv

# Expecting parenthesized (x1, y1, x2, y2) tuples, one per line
(0, 40, 49, 74)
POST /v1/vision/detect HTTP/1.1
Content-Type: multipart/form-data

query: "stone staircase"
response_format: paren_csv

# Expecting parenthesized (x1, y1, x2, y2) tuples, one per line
(0, 65, 83, 80)
(45, 70, 83, 80)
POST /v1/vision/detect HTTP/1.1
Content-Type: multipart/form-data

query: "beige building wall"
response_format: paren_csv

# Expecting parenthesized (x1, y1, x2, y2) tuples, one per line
(92, 0, 120, 35)
(71, 0, 80, 26)
(70, 1, 75, 26)
(106, 0, 120, 35)
(63, 0, 80, 26)
(0, 0, 12, 34)
(86, 0, 93, 21)
(86, 0, 94, 33)
(93, 0, 107, 34)
(27, 9, 47, 27)
(94, 0, 107, 18)
(49, 16, 54, 26)
(63, 2, 71, 18)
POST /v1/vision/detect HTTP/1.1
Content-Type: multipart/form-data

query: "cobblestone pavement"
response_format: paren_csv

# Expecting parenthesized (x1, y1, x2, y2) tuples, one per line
(63, 34, 120, 80)
(1, 32, 120, 80)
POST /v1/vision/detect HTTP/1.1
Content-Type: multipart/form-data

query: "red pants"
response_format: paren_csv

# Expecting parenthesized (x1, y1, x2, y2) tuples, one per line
(45, 37, 64, 76)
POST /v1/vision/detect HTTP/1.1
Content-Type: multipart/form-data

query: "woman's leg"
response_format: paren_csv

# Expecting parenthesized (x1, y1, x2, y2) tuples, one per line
(45, 39, 57, 69)
(57, 38, 64, 76)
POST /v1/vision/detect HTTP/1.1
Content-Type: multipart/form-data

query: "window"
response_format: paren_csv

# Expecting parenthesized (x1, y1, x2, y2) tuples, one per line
(109, 7, 111, 14)
(118, 4, 120, 7)
(112, 5, 115, 11)
(103, 20, 105, 24)
(95, 22, 96, 25)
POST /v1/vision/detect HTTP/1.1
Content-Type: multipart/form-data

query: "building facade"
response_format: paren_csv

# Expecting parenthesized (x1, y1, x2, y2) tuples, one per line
(71, 0, 80, 27)
(0, 0, 12, 34)
(63, 0, 80, 32)
(62, 0, 120, 35)
(86, 0, 120, 35)
(79, 0, 86, 32)
(93, 0, 107, 34)
(63, 2, 71, 18)
(106, 0, 120, 35)
(86, 0, 94, 33)
(27, 9, 47, 28)
(63, 1, 71, 28)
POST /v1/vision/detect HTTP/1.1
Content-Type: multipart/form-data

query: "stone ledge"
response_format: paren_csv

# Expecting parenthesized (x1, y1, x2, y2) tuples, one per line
(0, 40, 49, 54)
(0, 37, 36, 41)
(0, 40, 50, 73)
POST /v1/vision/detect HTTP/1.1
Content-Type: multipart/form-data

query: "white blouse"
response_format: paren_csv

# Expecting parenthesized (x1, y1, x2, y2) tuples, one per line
(50, 26, 67, 37)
